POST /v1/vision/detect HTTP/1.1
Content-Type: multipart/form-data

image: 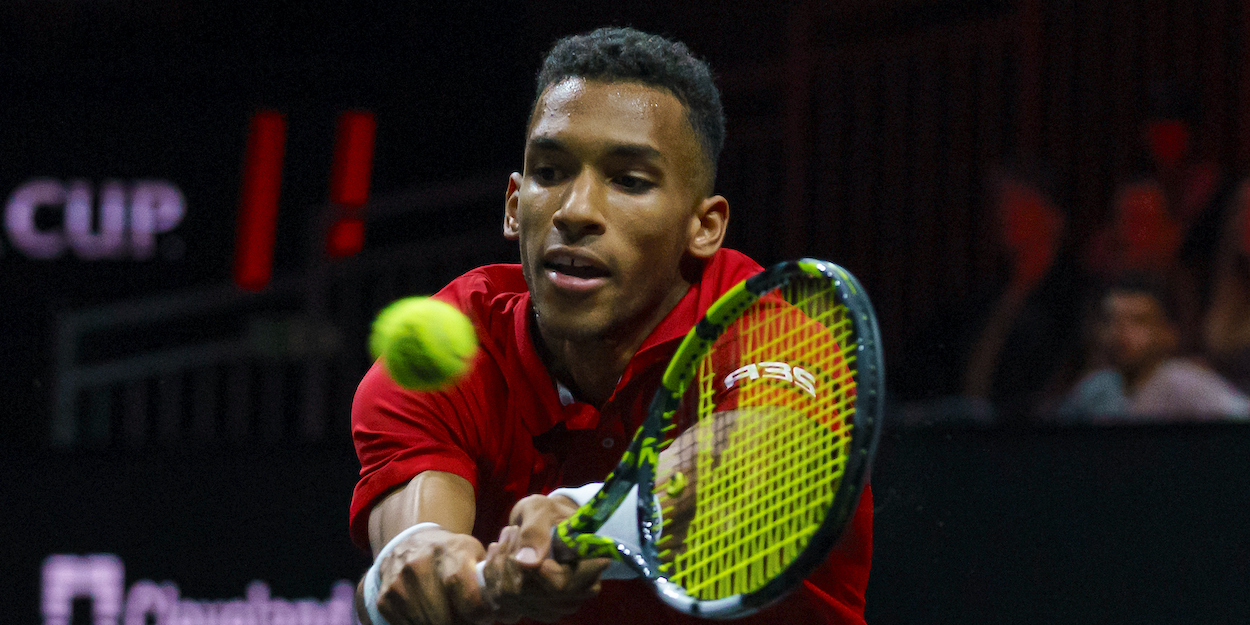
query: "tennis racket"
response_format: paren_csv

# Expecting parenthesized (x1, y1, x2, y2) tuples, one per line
(491, 258, 883, 619)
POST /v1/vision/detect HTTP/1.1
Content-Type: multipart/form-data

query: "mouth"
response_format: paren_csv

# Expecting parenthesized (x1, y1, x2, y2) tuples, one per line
(542, 249, 610, 291)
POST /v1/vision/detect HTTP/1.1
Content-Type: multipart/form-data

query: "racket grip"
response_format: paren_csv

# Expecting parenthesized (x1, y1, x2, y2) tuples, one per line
(550, 527, 579, 564)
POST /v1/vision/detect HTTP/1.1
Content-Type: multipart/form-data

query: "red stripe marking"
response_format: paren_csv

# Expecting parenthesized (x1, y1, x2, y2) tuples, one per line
(233, 110, 287, 291)
(326, 110, 376, 258)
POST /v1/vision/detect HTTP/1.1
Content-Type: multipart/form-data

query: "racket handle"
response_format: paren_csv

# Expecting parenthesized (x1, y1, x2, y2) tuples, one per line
(475, 482, 646, 597)
(553, 483, 648, 580)
(550, 527, 579, 564)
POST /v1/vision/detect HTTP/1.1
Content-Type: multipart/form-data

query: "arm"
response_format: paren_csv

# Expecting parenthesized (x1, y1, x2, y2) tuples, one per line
(357, 471, 612, 625)
(966, 173, 1064, 399)
(1203, 181, 1250, 360)
(356, 470, 491, 625)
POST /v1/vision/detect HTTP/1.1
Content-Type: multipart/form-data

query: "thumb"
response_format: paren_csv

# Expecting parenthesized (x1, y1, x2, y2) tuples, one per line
(512, 530, 549, 568)
(512, 521, 556, 569)
(509, 494, 571, 568)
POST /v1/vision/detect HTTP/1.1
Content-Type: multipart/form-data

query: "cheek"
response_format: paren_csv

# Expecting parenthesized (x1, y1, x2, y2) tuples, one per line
(514, 204, 548, 274)
(1125, 326, 1156, 350)
(515, 195, 556, 244)
(618, 208, 691, 255)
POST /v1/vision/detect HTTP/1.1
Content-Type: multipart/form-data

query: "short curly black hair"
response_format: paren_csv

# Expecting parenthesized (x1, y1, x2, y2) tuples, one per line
(533, 27, 725, 190)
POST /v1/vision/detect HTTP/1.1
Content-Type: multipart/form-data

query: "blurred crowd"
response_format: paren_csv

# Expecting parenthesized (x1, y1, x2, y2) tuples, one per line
(898, 84, 1250, 426)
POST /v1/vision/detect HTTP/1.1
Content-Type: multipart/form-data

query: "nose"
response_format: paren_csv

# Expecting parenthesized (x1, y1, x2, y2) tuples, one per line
(553, 171, 606, 241)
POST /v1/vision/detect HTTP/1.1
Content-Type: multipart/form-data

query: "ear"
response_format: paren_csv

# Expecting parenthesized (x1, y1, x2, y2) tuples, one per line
(686, 194, 729, 259)
(504, 172, 522, 240)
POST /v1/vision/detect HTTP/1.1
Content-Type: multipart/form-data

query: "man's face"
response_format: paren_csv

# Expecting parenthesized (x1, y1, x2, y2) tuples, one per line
(505, 78, 716, 344)
(1099, 291, 1176, 373)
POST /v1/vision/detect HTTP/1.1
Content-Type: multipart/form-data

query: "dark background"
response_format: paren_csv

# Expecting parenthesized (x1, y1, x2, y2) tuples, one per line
(3, 0, 1249, 622)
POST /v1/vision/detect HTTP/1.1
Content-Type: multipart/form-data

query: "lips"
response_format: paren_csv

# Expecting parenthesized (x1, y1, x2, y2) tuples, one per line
(542, 248, 610, 291)
(542, 248, 609, 278)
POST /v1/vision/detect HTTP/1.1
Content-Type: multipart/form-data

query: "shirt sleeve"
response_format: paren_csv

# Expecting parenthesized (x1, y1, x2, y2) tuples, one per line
(348, 357, 489, 550)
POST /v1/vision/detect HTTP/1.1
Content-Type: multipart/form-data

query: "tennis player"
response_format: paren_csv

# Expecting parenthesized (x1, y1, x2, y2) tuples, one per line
(351, 27, 873, 625)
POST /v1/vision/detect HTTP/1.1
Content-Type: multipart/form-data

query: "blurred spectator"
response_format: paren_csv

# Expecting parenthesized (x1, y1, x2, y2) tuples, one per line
(1202, 179, 1250, 394)
(894, 83, 1242, 427)
(961, 170, 1069, 408)
(1056, 275, 1249, 422)
(891, 166, 1078, 426)
(1081, 81, 1237, 349)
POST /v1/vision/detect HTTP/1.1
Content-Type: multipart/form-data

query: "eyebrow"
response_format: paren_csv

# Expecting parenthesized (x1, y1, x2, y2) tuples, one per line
(526, 137, 664, 162)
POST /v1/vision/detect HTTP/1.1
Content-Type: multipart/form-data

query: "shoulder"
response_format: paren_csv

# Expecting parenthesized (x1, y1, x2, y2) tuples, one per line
(693, 248, 764, 305)
(356, 264, 531, 429)
(1143, 360, 1250, 418)
(432, 264, 529, 346)
(433, 264, 528, 313)
(706, 248, 764, 284)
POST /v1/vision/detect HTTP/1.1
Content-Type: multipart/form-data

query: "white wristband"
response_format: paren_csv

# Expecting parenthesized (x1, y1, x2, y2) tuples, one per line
(363, 522, 443, 625)
(549, 482, 605, 507)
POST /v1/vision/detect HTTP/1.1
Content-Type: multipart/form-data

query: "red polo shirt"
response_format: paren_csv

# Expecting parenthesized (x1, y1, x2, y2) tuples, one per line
(350, 248, 872, 624)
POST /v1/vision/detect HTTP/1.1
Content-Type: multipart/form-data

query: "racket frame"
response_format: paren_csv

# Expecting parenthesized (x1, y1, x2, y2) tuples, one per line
(552, 258, 884, 619)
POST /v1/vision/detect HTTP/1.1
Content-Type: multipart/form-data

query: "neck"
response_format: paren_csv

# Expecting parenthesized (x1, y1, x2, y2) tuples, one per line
(533, 287, 689, 407)
(1122, 357, 1166, 395)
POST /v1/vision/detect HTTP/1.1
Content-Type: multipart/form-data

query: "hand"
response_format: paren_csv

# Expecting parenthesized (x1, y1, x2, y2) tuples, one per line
(373, 526, 494, 625)
(478, 495, 612, 623)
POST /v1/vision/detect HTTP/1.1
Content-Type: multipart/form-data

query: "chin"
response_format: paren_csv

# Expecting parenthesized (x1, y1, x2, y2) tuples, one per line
(541, 313, 611, 343)
(531, 298, 598, 338)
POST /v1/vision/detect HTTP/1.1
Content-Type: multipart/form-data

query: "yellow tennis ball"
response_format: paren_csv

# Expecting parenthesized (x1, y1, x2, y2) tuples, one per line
(369, 296, 479, 391)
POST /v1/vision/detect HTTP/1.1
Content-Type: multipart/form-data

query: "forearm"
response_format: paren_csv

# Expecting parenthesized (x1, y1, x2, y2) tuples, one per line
(370, 470, 477, 552)
(356, 471, 487, 625)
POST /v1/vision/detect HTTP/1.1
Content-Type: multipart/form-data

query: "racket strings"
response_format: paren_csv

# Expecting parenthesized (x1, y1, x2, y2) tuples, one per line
(679, 416, 852, 555)
(669, 402, 849, 597)
(660, 280, 858, 600)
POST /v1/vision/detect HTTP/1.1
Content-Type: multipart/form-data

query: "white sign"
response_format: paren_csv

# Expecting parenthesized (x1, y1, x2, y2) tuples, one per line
(41, 554, 357, 625)
(4, 178, 185, 260)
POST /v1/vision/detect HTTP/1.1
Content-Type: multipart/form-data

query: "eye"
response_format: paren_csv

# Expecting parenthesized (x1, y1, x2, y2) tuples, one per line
(533, 166, 564, 185)
(614, 174, 655, 193)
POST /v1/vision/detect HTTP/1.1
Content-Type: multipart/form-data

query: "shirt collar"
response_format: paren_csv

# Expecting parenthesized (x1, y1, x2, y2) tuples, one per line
(513, 249, 761, 433)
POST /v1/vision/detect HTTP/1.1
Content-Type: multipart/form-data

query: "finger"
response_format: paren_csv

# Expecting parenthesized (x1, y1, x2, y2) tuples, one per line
(378, 560, 429, 625)
(508, 495, 536, 526)
(566, 557, 612, 592)
(475, 542, 506, 624)
(377, 551, 428, 625)
(524, 557, 609, 597)
(493, 526, 525, 599)
(513, 514, 559, 567)
(442, 552, 493, 625)
(405, 546, 455, 625)
(549, 533, 578, 564)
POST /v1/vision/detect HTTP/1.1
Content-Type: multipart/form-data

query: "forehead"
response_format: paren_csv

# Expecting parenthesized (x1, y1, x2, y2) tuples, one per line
(527, 78, 698, 155)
